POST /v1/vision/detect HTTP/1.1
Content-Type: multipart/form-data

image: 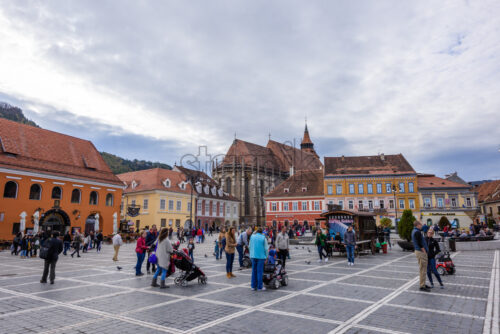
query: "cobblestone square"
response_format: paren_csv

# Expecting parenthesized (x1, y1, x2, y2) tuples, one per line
(1, 237, 499, 333)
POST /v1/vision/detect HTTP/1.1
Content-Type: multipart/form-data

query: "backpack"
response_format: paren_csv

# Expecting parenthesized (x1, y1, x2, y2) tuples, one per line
(39, 240, 51, 260)
(148, 240, 159, 264)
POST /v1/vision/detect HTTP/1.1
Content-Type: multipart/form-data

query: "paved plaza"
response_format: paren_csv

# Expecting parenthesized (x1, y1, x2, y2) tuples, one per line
(0, 236, 499, 334)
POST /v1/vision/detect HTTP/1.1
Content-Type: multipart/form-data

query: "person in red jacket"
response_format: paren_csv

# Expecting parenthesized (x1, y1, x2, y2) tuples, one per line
(135, 231, 148, 276)
(196, 228, 203, 243)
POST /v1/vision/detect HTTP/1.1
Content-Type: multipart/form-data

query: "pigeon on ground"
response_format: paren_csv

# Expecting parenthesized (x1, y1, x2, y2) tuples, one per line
(308, 249, 311, 253)
(305, 260, 311, 264)
(295, 247, 298, 249)
(204, 254, 208, 258)
(117, 266, 122, 271)
(302, 246, 304, 249)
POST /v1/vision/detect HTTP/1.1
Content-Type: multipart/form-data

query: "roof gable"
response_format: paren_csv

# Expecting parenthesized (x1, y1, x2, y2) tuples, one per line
(265, 169, 324, 198)
(324, 154, 415, 176)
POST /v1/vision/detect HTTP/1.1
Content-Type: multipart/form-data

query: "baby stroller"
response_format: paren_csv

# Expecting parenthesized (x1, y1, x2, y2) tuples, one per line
(436, 251, 455, 275)
(242, 246, 252, 268)
(263, 259, 288, 289)
(172, 248, 207, 286)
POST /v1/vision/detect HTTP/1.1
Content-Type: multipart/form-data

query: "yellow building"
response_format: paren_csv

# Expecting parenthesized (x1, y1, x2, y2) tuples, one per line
(324, 154, 420, 226)
(117, 168, 193, 231)
(418, 174, 478, 228)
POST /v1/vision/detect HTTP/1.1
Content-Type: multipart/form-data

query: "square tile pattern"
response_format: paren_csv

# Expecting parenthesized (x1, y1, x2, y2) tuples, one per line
(0, 236, 497, 334)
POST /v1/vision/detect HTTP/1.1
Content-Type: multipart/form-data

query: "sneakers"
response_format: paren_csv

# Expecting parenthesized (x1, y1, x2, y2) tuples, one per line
(259, 287, 266, 291)
(419, 286, 431, 292)
(324, 258, 328, 263)
(317, 259, 322, 263)
(440, 284, 444, 289)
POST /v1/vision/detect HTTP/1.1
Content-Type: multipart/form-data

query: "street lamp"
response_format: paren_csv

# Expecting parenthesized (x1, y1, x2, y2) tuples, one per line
(392, 184, 399, 230)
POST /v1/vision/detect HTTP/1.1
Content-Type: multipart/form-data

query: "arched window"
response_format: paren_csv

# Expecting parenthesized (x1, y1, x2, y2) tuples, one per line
(225, 177, 231, 193)
(89, 191, 98, 205)
(106, 193, 114, 206)
(29, 184, 42, 200)
(51, 186, 62, 199)
(3, 181, 18, 198)
(71, 189, 81, 204)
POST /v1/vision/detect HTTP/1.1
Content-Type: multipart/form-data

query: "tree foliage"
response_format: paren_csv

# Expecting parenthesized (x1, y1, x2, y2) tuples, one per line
(0, 102, 39, 127)
(379, 217, 392, 228)
(100, 152, 172, 174)
(397, 209, 416, 241)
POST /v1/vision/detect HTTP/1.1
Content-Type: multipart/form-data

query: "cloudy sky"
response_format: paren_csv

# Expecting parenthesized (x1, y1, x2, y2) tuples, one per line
(0, 1, 499, 181)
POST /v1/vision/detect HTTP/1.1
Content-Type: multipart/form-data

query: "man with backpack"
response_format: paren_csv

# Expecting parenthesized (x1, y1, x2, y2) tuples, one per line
(40, 231, 63, 284)
(236, 228, 252, 270)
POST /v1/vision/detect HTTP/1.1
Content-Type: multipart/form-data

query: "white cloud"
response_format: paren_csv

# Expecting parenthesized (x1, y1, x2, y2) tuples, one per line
(0, 0, 499, 174)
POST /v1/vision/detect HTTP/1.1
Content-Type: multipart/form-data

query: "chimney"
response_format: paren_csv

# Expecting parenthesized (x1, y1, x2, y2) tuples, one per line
(380, 153, 385, 161)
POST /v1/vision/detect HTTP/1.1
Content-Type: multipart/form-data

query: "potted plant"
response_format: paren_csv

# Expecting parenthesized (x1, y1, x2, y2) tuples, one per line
(397, 209, 416, 251)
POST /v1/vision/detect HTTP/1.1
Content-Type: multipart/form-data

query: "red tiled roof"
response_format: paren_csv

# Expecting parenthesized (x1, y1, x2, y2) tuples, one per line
(475, 180, 500, 204)
(418, 175, 471, 189)
(174, 166, 239, 202)
(0, 118, 122, 185)
(265, 169, 324, 198)
(219, 139, 322, 173)
(324, 154, 415, 176)
(117, 168, 191, 194)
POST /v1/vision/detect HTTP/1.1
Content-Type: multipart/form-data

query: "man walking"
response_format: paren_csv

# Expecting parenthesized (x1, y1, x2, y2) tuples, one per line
(95, 230, 103, 253)
(236, 228, 252, 270)
(276, 228, 289, 267)
(112, 232, 123, 262)
(412, 221, 430, 292)
(63, 231, 71, 255)
(40, 231, 63, 284)
(344, 226, 356, 266)
(249, 228, 269, 291)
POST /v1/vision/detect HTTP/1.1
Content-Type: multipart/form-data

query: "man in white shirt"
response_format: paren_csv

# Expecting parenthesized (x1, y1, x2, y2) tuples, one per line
(112, 233, 123, 261)
(276, 228, 290, 267)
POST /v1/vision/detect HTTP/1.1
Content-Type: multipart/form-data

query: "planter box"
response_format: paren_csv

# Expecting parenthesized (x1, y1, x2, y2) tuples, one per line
(397, 240, 414, 251)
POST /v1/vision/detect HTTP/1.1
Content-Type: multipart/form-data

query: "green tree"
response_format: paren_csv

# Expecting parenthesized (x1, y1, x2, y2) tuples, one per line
(438, 216, 450, 230)
(379, 217, 392, 228)
(397, 209, 416, 241)
(487, 217, 495, 229)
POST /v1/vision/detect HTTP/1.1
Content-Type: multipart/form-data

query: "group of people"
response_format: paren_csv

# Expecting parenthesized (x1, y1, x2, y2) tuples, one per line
(63, 230, 104, 258)
(11, 232, 41, 258)
(314, 226, 358, 265)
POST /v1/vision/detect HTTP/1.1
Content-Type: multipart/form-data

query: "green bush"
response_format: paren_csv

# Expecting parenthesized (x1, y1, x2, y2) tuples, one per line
(397, 209, 416, 241)
(379, 217, 393, 228)
(438, 216, 450, 230)
(487, 218, 495, 229)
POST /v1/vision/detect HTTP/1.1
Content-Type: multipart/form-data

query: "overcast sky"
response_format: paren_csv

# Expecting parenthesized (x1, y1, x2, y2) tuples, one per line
(1, 1, 499, 181)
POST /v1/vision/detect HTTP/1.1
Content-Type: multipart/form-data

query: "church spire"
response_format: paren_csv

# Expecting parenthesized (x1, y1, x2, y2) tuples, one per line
(300, 120, 318, 158)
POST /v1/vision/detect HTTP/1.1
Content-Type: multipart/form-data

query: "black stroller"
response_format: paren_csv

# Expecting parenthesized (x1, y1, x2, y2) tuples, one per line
(263, 259, 288, 289)
(172, 249, 207, 286)
(242, 246, 252, 268)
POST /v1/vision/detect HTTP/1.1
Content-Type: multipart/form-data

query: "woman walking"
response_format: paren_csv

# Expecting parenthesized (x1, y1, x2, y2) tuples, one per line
(151, 228, 173, 289)
(135, 231, 148, 276)
(225, 227, 237, 278)
(425, 230, 444, 289)
(314, 229, 327, 263)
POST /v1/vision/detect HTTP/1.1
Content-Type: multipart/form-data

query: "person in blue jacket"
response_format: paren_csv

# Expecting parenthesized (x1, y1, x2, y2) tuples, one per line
(249, 228, 269, 291)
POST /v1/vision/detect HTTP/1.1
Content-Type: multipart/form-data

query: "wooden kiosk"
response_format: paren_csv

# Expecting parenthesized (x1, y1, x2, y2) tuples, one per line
(316, 205, 378, 255)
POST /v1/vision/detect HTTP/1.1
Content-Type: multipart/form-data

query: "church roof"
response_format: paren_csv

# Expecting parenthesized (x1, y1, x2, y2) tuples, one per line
(0, 118, 122, 185)
(301, 124, 313, 145)
(324, 154, 415, 177)
(219, 138, 322, 173)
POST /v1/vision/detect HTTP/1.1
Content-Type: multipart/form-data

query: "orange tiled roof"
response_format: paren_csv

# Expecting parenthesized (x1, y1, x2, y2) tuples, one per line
(418, 175, 472, 189)
(174, 166, 239, 201)
(324, 154, 415, 176)
(265, 169, 324, 198)
(0, 118, 122, 185)
(475, 180, 500, 204)
(117, 168, 191, 194)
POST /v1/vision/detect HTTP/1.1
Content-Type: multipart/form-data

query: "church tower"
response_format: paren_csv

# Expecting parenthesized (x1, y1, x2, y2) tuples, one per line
(300, 122, 319, 158)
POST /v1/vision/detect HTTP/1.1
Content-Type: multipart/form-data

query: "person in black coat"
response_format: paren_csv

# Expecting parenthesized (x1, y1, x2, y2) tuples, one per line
(40, 231, 63, 284)
(424, 230, 444, 289)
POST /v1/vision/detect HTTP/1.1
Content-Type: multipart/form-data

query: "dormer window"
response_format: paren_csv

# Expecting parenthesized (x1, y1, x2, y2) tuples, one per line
(284, 188, 289, 193)
(180, 182, 186, 190)
(131, 180, 138, 189)
(162, 179, 171, 188)
(302, 187, 307, 192)
(218, 188, 223, 197)
(204, 185, 210, 195)
(211, 186, 217, 196)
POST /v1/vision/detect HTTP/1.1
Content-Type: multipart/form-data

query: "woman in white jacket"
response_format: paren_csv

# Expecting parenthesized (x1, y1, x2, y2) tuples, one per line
(151, 228, 173, 289)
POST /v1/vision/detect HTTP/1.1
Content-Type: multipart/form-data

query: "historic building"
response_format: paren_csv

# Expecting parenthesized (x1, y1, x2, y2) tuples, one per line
(323, 154, 419, 227)
(264, 169, 325, 229)
(475, 180, 500, 224)
(212, 125, 323, 226)
(174, 166, 239, 229)
(117, 168, 192, 232)
(418, 174, 478, 228)
(0, 119, 123, 240)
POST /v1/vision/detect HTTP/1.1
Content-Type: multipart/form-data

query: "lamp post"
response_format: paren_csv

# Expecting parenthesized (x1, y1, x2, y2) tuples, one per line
(187, 175, 200, 231)
(392, 184, 399, 230)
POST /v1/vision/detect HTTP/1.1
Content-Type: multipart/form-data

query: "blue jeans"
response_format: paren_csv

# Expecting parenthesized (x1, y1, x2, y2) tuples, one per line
(189, 250, 194, 263)
(219, 247, 224, 259)
(317, 245, 324, 259)
(63, 242, 70, 255)
(135, 252, 145, 275)
(236, 244, 244, 267)
(226, 252, 235, 273)
(427, 258, 443, 285)
(215, 245, 220, 259)
(346, 244, 355, 263)
(153, 266, 168, 281)
(251, 258, 265, 290)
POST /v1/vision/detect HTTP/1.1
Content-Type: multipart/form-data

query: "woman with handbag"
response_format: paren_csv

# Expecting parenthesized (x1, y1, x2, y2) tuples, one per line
(135, 230, 148, 276)
(151, 228, 173, 289)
